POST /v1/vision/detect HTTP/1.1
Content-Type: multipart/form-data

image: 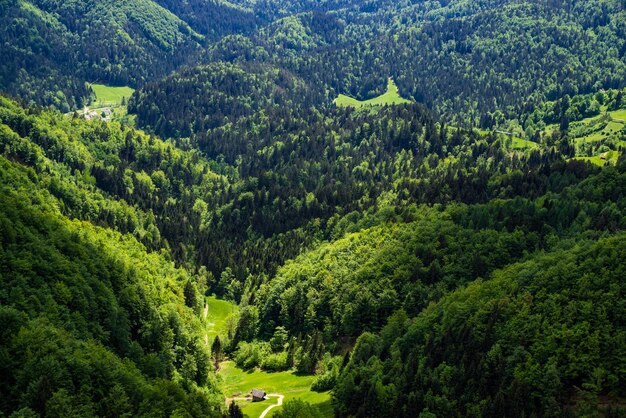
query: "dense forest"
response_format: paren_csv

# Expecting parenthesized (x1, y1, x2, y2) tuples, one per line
(0, 98, 224, 416)
(2, 0, 626, 417)
(0, 0, 256, 110)
(129, 0, 626, 129)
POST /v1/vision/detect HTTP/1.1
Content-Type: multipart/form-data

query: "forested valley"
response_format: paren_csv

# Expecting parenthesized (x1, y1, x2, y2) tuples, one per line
(1, 0, 626, 417)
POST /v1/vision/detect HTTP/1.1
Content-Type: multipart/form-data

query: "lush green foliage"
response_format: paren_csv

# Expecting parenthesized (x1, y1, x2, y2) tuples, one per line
(273, 399, 324, 418)
(0, 96, 230, 265)
(0, 0, 258, 110)
(3, 1, 626, 416)
(129, 62, 317, 138)
(0, 156, 223, 416)
(333, 235, 626, 417)
(152, 0, 259, 38)
(0, 96, 235, 416)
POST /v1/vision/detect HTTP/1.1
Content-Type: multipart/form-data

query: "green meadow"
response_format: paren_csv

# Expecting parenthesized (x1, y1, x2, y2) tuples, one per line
(206, 296, 238, 345)
(220, 361, 332, 418)
(534, 105, 626, 165)
(89, 83, 135, 108)
(571, 155, 608, 166)
(510, 135, 540, 150)
(334, 78, 411, 108)
(562, 108, 625, 165)
(610, 108, 626, 121)
(205, 298, 330, 417)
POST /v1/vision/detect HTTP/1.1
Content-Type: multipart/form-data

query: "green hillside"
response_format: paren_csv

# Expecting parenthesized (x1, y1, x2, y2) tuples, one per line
(0, 105, 225, 415)
(2, 0, 626, 416)
(0, 0, 254, 110)
(334, 233, 626, 417)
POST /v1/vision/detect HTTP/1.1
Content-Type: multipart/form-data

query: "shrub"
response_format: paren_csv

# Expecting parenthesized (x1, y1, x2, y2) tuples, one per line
(234, 341, 271, 370)
(261, 351, 290, 371)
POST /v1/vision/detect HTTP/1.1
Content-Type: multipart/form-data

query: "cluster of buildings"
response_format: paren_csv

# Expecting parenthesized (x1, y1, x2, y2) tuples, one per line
(78, 107, 113, 121)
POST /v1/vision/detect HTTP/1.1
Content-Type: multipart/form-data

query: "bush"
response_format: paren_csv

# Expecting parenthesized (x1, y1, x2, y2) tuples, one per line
(311, 353, 342, 391)
(311, 371, 337, 392)
(234, 341, 271, 370)
(273, 399, 321, 418)
(261, 351, 290, 371)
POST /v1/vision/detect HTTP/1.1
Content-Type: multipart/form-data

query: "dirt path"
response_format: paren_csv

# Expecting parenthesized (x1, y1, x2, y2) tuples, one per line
(259, 394, 284, 418)
(203, 303, 209, 345)
(224, 396, 248, 404)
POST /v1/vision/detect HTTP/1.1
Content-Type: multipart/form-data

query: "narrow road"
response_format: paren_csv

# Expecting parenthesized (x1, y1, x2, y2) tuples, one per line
(259, 394, 284, 418)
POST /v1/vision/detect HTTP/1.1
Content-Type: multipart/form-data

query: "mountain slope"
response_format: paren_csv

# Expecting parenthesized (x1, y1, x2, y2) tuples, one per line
(153, 0, 260, 38)
(269, 0, 626, 119)
(0, 154, 223, 416)
(334, 233, 626, 417)
(0, 0, 206, 110)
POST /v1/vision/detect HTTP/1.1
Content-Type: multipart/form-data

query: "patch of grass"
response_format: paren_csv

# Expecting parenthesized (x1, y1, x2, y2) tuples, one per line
(574, 121, 624, 144)
(510, 136, 540, 150)
(334, 78, 411, 108)
(541, 107, 626, 166)
(206, 296, 237, 345)
(89, 84, 134, 108)
(220, 361, 332, 417)
(610, 109, 626, 122)
(571, 156, 608, 167)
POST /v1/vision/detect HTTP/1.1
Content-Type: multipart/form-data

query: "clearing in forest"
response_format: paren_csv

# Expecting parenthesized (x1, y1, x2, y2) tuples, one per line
(74, 83, 136, 122)
(334, 78, 411, 108)
(206, 296, 238, 345)
(89, 84, 134, 108)
(220, 361, 332, 418)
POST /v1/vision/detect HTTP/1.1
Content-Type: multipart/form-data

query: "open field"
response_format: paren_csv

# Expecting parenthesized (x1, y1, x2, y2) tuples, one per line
(510, 135, 540, 150)
(610, 109, 626, 121)
(573, 120, 624, 144)
(334, 78, 411, 108)
(220, 361, 332, 418)
(89, 84, 134, 108)
(206, 296, 237, 345)
(571, 156, 607, 166)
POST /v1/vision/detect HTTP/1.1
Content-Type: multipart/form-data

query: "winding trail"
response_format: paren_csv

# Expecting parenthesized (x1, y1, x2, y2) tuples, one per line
(259, 394, 284, 418)
(203, 303, 209, 345)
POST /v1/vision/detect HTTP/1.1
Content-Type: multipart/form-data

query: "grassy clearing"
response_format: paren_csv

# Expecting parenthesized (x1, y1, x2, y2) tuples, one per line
(573, 120, 624, 144)
(571, 150, 619, 166)
(220, 361, 332, 418)
(206, 296, 237, 345)
(334, 78, 411, 108)
(610, 109, 626, 121)
(511, 135, 540, 150)
(89, 84, 134, 108)
(571, 156, 607, 166)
